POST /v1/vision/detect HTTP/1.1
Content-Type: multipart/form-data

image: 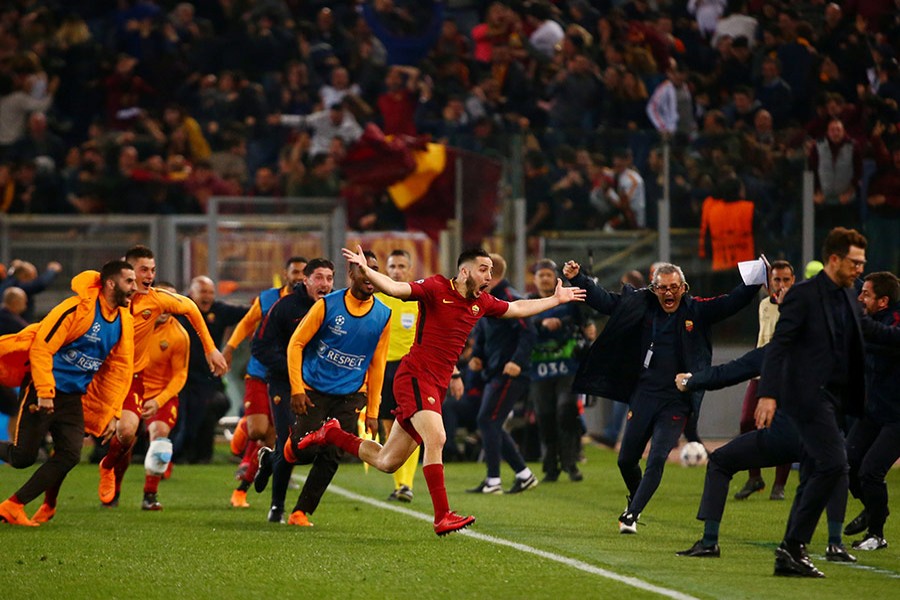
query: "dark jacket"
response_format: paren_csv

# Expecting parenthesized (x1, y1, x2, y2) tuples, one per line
(570, 271, 759, 414)
(0, 307, 27, 336)
(758, 272, 900, 420)
(251, 283, 315, 382)
(177, 299, 247, 388)
(686, 346, 765, 392)
(863, 302, 900, 423)
(471, 279, 536, 380)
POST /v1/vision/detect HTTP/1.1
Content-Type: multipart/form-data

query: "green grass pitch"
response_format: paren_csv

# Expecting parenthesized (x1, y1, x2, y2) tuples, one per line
(1, 443, 898, 599)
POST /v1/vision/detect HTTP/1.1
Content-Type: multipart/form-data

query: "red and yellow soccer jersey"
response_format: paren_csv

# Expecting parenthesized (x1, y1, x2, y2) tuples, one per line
(402, 274, 508, 387)
(130, 287, 217, 373)
(142, 317, 190, 408)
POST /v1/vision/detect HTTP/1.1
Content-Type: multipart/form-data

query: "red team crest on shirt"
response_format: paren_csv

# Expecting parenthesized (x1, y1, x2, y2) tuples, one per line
(685, 320, 694, 332)
(471, 305, 480, 315)
(141, 309, 153, 320)
(159, 340, 169, 351)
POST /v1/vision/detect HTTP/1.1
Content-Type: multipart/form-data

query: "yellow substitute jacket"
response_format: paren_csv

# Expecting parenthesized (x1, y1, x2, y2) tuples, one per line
(0, 271, 134, 436)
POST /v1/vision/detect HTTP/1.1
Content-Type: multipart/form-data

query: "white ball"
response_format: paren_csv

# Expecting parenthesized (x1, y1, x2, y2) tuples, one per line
(679, 441, 708, 467)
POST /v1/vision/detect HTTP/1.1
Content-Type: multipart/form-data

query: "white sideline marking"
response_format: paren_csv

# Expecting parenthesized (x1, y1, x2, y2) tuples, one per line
(298, 476, 700, 600)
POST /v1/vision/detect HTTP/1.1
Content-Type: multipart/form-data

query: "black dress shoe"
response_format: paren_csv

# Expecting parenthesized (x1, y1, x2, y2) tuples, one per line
(825, 543, 857, 563)
(843, 509, 869, 536)
(676, 540, 721, 558)
(774, 543, 825, 578)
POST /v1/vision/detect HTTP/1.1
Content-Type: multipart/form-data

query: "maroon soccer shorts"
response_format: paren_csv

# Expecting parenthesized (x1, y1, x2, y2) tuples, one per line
(392, 362, 447, 445)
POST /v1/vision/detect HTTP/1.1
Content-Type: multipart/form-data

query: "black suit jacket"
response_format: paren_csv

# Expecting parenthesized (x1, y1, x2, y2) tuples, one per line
(757, 271, 900, 420)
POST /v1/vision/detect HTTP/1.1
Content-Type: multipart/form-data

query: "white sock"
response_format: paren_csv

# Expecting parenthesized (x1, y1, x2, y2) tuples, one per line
(515, 468, 533, 480)
(486, 477, 502, 487)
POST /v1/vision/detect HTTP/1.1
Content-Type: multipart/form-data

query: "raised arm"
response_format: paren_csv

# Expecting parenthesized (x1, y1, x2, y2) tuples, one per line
(503, 278, 585, 319)
(342, 245, 412, 299)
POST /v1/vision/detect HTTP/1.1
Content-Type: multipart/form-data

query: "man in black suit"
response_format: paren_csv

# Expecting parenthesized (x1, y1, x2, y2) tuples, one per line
(756, 227, 886, 577)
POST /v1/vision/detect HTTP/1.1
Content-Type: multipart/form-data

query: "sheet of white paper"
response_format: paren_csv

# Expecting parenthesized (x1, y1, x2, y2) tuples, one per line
(738, 257, 768, 287)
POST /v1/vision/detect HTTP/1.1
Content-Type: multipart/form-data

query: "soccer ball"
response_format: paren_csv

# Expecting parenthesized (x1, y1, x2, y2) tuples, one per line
(679, 442, 708, 467)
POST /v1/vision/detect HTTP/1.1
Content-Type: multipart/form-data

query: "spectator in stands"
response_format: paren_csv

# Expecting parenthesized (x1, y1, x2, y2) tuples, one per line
(208, 131, 249, 189)
(864, 127, 900, 274)
(0, 61, 58, 157)
(7, 112, 66, 172)
(183, 159, 240, 212)
(525, 150, 553, 235)
(296, 153, 340, 198)
(755, 56, 793, 128)
(549, 145, 591, 230)
(0, 286, 27, 334)
(319, 66, 363, 113)
(0, 259, 62, 322)
(162, 104, 212, 161)
(377, 66, 419, 136)
(724, 85, 761, 131)
(277, 99, 363, 157)
(647, 61, 697, 140)
(809, 118, 863, 244)
(543, 53, 604, 147)
(718, 35, 753, 95)
(711, 0, 758, 49)
(525, 2, 565, 61)
(611, 148, 647, 229)
(470, 2, 519, 65)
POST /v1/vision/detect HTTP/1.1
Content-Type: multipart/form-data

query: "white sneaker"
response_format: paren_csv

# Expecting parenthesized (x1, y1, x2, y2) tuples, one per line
(466, 480, 503, 494)
(852, 534, 888, 551)
(618, 511, 638, 534)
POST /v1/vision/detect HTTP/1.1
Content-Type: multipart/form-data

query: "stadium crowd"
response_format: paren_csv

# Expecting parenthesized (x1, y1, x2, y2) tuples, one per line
(0, 0, 897, 270)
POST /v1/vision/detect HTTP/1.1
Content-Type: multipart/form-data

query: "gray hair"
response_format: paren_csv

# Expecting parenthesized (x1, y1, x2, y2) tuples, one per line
(651, 263, 686, 286)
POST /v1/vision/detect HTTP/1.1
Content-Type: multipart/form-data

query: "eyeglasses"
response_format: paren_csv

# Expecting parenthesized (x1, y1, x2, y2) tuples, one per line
(650, 283, 684, 295)
(840, 255, 867, 268)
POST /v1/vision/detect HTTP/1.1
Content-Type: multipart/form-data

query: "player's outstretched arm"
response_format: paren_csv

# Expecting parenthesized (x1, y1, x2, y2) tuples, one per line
(341, 245, 412, 299)
(503, 278, 585, 319)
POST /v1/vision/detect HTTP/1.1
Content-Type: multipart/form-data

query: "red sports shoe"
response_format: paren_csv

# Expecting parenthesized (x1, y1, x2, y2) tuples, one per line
(287, 510, 313, 527)
(98, 463, 117, 504)
(0, 499, 38, 527)
(32, 503, 56, 524)
(434, 511, 475, 536)
(295, 418, 340, 452)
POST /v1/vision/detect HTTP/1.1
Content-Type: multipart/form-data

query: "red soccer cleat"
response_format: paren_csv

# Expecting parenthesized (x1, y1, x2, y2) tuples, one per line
(295, 418, 340, 452)
(230, 489, 250, 508)
(287, 510, 313, 527)
(32, 503, 56, 524)
(0, 499, 39, 527)
(434, 511, 475, 536)
(98, 463, 117, 504)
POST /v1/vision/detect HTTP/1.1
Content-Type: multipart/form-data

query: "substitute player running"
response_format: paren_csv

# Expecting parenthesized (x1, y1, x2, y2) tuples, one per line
(137, 282, 190, 511)
(96, 245, 227, 507)
(295, 247, 585, 536)
(224, 256, 307, 508)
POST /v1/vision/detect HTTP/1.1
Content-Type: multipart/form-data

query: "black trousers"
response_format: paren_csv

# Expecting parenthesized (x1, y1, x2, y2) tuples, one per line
(531, 375, 580, 476)
(694, 410, 837, 524)
(847, 415, 900, 537)
(618, 398, 690, 515)
(288, 389, 367, 515)
(0, 380, 83, 504)
(785, 397, 849, 544)
(172, 381, 228, 464)
(267, 378, 294, 512)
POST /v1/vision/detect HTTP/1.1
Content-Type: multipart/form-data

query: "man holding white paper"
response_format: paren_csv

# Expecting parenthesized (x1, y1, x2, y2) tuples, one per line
(567, 260, 761, 534)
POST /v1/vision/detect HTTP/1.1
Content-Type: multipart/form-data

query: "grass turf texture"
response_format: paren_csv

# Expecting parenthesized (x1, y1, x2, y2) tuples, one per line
(1, 443, 898, 599)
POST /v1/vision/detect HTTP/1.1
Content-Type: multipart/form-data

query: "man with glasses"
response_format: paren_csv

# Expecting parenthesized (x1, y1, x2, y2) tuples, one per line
(755, 227, 893, 577)
(564, 260, 760, 534)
